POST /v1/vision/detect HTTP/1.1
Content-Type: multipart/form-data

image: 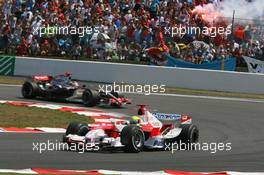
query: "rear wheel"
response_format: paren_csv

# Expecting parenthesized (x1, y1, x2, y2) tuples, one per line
(121, 125, 145, 153)
(111, 91, 124, 98)
(21, 82, 38, 98)
(177, 124, 199, 149)
(82, 88, 99, 107)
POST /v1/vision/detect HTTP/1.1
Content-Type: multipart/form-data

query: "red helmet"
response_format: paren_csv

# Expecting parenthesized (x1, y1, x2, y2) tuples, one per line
(64, 72, 72, 77)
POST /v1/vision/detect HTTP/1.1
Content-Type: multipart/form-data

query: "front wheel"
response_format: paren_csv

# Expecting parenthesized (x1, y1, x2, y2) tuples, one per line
(65, 122, 89, 136)
(82, 89, 99, 107)
(121, 125, 145, 153)
(110, 90, 124, 98)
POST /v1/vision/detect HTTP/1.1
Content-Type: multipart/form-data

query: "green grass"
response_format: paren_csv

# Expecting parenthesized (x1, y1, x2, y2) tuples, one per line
(0, 104, 94, 128)
(0, 76, 24, 85)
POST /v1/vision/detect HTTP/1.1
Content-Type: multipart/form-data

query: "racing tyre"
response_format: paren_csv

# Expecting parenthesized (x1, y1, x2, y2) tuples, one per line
(62, 134, 68, 143)
(76, 123, 90, 136)
(66, 122, 89, 136)
(111, 90, 124, 98)
(121, 125, 145, 153)
(62, 134, 72, 149)
(82, 88, 99, 107)
(66, 122, 79, 135)
(177, 124, 199, 149)
(21, 81, 38, 98)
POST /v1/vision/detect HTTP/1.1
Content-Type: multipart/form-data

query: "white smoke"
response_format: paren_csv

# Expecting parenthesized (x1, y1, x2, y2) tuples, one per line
(194, 0, 264, 22)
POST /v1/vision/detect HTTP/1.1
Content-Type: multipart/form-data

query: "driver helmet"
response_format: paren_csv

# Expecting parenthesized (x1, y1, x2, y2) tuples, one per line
(130, 116, 141, 125)
(64, 72, 72, 78)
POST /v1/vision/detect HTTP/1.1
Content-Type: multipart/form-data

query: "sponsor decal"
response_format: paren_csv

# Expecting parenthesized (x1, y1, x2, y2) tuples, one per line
(244, 56, 264, 73)
(152, 112, 182, 120)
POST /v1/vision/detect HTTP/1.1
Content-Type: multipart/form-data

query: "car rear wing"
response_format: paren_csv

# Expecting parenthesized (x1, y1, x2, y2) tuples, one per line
(136, 105, 192, 125)
(32, 75, 53, 82)
(152, 112, 192, 124)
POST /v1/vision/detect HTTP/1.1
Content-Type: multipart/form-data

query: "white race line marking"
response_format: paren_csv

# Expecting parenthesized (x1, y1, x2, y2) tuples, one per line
(27, 127, 66, 133)
(0, 169, 264, 175)
(227, 172, 264, 175)
(0, 84, 263, 103)
(0, 169, 37, 174)
(98, 170, 167, 175)
(126, 92, 264, 104)
(0, 84, 22, 87)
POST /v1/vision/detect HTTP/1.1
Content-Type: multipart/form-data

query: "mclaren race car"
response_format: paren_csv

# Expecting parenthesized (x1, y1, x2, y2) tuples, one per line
(21, 73, 131, 107)
(63, 105, 199, 153)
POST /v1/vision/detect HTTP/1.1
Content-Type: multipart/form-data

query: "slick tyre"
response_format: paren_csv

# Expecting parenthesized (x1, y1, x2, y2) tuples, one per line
(66, 122, 89, 136)
(82, 88, 99, 107)
(121, 125, 145, 153)
(21, 81, 38, 98)
(111, 90, 124, 98)
(177, 124, 199, 150)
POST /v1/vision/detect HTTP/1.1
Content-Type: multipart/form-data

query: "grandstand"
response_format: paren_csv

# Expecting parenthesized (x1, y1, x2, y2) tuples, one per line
(0, 0, 3, 10)
(0, 0, 263, 70)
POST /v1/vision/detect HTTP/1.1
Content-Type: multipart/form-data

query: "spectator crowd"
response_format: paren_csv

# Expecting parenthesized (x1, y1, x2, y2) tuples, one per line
(0, 0, 263, 65)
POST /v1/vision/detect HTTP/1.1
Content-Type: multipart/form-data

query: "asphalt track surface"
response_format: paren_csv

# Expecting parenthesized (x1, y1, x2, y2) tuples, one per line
(0, 84, 264, 172)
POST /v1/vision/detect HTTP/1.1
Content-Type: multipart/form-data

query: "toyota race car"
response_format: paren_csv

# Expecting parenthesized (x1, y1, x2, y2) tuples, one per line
(63, 105, 199, 153)
(21, 73, 131, 107)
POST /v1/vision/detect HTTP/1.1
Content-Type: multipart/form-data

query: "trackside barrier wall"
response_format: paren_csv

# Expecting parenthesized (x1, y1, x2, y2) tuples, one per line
(0, 56, 16, 76)
(15, 56, 264, 94)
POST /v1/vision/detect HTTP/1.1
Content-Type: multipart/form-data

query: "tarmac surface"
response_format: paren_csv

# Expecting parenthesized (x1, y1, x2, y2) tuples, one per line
(0, 84, 264, 171)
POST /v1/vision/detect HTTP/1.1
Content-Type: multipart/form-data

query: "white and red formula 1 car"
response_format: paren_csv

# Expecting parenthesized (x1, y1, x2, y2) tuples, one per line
(63, 105, 199, 153)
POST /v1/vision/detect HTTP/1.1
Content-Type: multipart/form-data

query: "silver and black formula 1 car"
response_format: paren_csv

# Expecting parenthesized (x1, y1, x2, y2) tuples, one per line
(21, 73, 131, 107)
(63, 105, 199, 153)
